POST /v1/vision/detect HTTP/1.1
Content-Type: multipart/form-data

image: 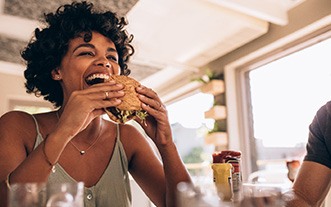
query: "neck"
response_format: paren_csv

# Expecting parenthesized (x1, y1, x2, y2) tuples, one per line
(78, 117, 103, 143)
(56, 110, 103, 142)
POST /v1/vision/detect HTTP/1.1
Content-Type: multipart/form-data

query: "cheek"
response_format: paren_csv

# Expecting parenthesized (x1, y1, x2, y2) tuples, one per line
(115, 68, 121, 75)
(60, 67, 85, 89)
(112, 64, 121, 75)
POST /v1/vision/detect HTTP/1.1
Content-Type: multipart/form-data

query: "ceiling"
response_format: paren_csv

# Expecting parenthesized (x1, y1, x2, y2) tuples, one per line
(0, 0, 305, 102)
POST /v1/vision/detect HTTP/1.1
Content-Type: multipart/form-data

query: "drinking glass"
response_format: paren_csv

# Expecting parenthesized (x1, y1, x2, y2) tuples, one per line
(46, 182, 84, 207)
(8, 182, 46, 207)
(239, 183, 284, 207)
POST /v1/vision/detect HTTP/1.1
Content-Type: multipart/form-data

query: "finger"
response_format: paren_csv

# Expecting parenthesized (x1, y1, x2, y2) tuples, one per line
(253, 197, 266, 207)
(140, 97, 165, 114)
(136, 86, 161, 101)
(240, 198, 253, 207)
(84, 97, 122, 112)
(140, 103, 168, 123)
(69, 90, 123, 113)
(136, 86, 165, 110)
(83, 90, 124, 101)
(264, 194, 278, 205)
(81, 82, 124, 95)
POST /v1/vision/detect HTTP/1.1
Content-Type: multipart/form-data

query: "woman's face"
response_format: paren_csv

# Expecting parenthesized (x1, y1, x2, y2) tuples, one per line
(56, 31, 120, 98)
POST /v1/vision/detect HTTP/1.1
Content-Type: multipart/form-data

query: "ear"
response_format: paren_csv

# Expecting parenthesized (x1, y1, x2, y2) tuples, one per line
(51, 68, 62, 81)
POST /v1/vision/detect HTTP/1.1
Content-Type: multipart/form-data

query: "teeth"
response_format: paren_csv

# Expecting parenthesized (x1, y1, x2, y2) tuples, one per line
(86, 73, 110, 82)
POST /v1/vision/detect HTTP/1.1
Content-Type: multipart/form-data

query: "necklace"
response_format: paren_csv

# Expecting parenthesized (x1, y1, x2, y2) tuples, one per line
(56, 111, 103, 155)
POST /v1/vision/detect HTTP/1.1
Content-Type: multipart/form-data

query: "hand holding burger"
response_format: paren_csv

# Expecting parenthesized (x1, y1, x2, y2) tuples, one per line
(104, 75, 148, 124)
(86, 74, 148, 124)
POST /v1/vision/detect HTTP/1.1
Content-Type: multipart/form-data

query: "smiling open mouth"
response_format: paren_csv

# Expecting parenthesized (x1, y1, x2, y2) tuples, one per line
(85, 73, 110, 85)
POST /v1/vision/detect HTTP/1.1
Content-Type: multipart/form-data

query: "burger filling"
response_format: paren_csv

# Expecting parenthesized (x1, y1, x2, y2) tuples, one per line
(106, 107, 148, 123)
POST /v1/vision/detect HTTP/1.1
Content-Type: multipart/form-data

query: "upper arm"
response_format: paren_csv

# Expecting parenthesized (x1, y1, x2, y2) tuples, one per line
(292, 161, 331, 206)
(304, 104, 331, 168)
(0, 111, 35, 181)
(120, 124, 166, 206)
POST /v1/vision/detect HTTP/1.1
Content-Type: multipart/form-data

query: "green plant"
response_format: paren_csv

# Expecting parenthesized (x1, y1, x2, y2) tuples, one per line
(208, 120, 227, 134)
(192, 69, 219, 84)
(183, 147, 205, 163)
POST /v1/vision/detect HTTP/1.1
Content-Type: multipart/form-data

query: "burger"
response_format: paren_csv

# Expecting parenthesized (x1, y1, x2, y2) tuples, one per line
(105, 75, 148, 124)
(86, 74, 148, 124)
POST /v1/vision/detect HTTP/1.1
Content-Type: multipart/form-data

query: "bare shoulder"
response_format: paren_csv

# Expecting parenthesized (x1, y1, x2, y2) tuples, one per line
(119, 123, 149, 144)
(119, 123, 146, 146)
(0, 110, 34, 128)
(1, 110, 30, 118)
(118, 123, 154, 160)
(0, 110, 37, 144)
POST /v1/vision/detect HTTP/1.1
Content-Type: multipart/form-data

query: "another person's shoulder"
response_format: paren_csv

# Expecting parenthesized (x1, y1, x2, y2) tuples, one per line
(324, 101, 331, 113)
(314, 101, 331, 117)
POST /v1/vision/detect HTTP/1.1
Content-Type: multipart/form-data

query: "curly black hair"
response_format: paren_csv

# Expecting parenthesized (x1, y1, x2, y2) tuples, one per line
(21, 1, 134, 107)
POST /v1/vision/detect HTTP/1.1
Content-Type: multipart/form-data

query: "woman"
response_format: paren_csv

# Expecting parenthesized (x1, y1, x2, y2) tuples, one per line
(0, 1, 191, 206)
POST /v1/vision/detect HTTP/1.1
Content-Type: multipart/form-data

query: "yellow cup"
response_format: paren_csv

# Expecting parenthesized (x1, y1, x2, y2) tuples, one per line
(211, 163, 233, 201)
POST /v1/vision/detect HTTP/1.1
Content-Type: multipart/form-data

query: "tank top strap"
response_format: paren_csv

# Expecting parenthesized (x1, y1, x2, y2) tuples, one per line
(30, 114, 44, 150)
(30, 114, 42, 136)
(115, 124, 129, 173)
(116, 124, 120, 141)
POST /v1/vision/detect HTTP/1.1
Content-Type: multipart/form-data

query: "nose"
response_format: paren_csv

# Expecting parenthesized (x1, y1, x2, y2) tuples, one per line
(94, 56, 120, 75)
(95, 59, 111, 68)
(94, 55, 111, 67)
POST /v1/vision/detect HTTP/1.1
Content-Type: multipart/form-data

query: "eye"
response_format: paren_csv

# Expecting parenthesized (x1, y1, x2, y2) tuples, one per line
(79, 51, 95, 56)
(107, 55, 118, 62)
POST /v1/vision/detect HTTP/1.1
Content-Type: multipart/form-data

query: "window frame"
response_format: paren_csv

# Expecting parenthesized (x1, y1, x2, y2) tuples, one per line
(225, 24, 331, 181)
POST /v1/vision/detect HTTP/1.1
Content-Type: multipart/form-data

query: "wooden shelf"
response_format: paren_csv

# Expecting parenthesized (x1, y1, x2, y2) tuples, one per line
(205, 105, 226, 120)
(205, 132, 228, 146)
(200, 80, 224, 96)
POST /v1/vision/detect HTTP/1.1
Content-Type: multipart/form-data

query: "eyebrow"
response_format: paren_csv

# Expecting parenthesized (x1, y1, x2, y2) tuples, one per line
(73, 43, 94, 52)
(73, 43, 117, 53)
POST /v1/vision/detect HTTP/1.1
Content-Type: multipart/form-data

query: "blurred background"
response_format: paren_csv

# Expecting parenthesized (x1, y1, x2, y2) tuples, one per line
(0, 0, 331, 206)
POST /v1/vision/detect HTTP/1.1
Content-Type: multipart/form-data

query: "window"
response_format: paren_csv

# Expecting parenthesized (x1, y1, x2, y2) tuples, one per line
(244, 35, 331, 173)
(167, 92, 215, 175)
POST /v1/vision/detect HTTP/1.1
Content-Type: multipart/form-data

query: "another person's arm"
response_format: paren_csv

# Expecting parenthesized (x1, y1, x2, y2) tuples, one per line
(284, 102, 331, 206)
(284, 161, 331, 206)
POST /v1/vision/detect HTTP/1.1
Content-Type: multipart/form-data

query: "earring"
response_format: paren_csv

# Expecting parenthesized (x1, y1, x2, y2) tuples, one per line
(55, 75, 61, 80)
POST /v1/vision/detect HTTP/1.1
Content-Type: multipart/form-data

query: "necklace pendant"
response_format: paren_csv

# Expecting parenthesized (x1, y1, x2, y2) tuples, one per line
(80, 150, 86, 155)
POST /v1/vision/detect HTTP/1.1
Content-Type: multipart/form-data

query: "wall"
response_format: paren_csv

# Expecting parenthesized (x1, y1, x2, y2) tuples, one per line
(0, 71, 53, 116)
